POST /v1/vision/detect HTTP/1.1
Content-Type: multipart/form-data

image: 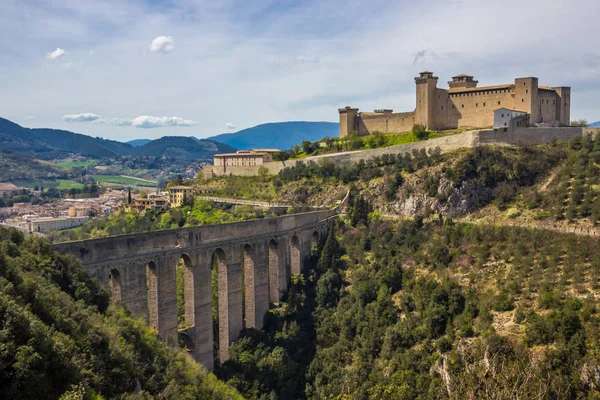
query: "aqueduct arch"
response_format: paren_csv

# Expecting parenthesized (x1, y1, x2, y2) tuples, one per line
(54, 209, 337, 370)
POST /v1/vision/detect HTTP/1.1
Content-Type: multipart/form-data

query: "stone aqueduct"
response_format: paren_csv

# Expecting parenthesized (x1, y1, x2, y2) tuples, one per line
(53, 210, 337, 370)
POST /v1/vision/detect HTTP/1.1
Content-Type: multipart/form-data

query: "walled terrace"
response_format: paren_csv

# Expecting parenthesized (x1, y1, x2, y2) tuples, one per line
(206, 126, 590, 177)
(53, 209, 337, 370)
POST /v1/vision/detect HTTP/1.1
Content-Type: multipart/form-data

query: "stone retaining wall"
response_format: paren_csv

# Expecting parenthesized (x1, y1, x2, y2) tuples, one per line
(205, 127, 584, 177)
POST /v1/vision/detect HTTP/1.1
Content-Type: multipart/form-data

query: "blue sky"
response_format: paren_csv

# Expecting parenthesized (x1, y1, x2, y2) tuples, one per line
(0, 0, 598, 141)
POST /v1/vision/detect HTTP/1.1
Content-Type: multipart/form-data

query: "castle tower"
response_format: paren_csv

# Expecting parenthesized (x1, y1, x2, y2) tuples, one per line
(448, 74, 478, 89)
(514, 77, 539, 124)
(553, 87, 571, 126)
(414, 71, 438, 129)
(338, 106, 358, 138)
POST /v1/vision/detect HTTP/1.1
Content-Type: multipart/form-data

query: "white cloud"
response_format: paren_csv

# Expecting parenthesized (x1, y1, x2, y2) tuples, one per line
(23, 116, 35, 121)
(62, 113, 102, 122)
(131, 116, 197, 129)
(46, 48, 65, 60)
(149, 36, 174, 53)
(61, 114, 196, 129)
(226, 122, 236, 130)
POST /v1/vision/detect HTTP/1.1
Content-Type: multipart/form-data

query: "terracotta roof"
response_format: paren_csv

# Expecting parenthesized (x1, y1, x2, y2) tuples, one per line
(448, 84, 513, 94)
(452, 74, 474, 78)
(538, 86, 558, 92)
(419, 71, 434, 74)
(214, 153, 268, 157)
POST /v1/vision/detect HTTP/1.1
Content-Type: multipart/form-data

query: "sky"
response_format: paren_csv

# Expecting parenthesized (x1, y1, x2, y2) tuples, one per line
(0, 0, 599, 141)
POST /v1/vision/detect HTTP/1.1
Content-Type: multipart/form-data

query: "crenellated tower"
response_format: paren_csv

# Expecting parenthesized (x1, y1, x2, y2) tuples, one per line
(414, 71, 438, 129)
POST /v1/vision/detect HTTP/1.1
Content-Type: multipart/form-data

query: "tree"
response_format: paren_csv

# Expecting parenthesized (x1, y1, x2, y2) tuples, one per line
(127, 188, 132, 204)
(301, 140, 313, 154)
(571, 119, 588, 127)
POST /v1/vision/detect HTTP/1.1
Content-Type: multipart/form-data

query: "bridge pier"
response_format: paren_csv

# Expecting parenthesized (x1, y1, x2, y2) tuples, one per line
(192, 256, 214, 369)
(157, 255, 178, 344)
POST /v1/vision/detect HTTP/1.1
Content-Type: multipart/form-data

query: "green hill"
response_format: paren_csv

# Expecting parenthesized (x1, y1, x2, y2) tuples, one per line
(0, 226, 242, 399)
(0, 117, 235, 161)
(0, 117, 133, 159)
(133, 136, 236, 160)
(207, 121, 339, 150)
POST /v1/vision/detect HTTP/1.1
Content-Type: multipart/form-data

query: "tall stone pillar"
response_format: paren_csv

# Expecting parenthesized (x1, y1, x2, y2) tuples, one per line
(157, 256, 178, 344)
(252, 243, 269, 329)
(193, 255, 214, 370)
(226, 254, 244, 351)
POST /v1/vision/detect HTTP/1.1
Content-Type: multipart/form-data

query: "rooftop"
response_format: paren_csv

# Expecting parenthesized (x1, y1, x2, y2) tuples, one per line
(169, 186, 193, 190)
(448, 83, 513, 94)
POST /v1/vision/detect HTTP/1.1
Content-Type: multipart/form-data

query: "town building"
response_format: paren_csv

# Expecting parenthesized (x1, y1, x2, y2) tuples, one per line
(125, 196, 169, 213)
(213, 150, 275, 167)
(0, 182, 26, 197)
(29, 216, 89, 233)
(339, 71, 571, 137)
(169, 186, 193, 207)
(493, 108, 530, 128)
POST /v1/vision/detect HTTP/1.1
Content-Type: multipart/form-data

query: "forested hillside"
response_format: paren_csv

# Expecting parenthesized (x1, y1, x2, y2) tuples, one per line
(216, 210, 600, 399)
(0, 226, 242, 399)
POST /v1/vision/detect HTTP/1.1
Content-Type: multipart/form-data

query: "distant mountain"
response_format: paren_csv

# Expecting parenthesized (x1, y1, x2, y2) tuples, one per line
(589, 121, 600, 127)
(207, 121, 339, 150)
(134, 136, 236, 160)
(127, 139, 151, 147)
(0, 117, 133, 159)
(0, 117, 235, 161)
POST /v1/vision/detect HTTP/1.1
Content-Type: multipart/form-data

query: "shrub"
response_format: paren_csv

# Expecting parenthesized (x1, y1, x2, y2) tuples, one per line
(412, 124, 428, 140)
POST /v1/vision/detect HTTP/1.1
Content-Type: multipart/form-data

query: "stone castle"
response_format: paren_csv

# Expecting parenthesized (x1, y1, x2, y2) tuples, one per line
(339, 71, 571, 137)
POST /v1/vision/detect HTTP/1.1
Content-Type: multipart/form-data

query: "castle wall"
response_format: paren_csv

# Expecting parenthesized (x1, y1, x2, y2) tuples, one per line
(446, 88, 515, 128)
(357, 112, 415, 135)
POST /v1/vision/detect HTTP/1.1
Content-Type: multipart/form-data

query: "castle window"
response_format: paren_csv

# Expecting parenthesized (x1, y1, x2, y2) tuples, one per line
(498, 101, 501, 105)
(501, 113, 504, 117)
(461, 104, 464, 108)
(522, 98, 524, 102)
(441, 106, 444, 110)
(483, 102, 486, 106)
(546, 100, 549, 104)
(526, 89, 528, 94)
(452, 105, 455, 109)
(523, 82, 526, 85)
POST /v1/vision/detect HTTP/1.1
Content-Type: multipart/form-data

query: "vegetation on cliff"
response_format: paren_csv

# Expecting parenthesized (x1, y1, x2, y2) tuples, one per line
(0, 226, 242, 399)
(200, 134, 600, 233)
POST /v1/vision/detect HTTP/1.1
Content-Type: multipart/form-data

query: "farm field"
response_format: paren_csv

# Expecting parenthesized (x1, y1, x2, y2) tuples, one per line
(92, 175, 157, 187)
(12, 179, 85, 190)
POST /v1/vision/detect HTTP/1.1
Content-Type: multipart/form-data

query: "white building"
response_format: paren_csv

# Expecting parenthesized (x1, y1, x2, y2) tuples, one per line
(29, 216, 89, 233)
(493, 108, 530, 128)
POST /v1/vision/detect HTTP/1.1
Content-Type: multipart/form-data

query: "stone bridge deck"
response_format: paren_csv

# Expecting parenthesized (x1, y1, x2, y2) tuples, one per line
(53, 209, 338, 369)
